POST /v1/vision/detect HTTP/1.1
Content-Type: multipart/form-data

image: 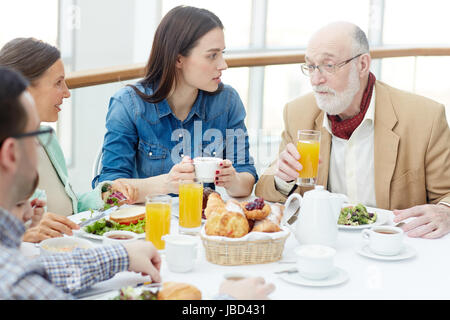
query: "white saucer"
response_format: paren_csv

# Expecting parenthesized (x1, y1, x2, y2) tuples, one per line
(357, 244, 416, 261)
(279, 267, 349, 287)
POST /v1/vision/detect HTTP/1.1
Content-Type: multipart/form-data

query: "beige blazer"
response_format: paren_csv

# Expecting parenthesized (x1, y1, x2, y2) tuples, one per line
(255, 80, 450, 210)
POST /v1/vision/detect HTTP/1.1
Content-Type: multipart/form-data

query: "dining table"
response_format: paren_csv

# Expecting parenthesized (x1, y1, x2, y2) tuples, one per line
(20, 187, 450, 300)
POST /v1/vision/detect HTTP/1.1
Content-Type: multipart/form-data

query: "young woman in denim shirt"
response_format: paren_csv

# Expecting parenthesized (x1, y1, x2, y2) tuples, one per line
(96, 6, 258, 200)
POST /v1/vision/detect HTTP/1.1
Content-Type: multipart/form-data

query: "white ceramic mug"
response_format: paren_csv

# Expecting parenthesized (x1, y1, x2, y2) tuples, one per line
(193, 157, 221, 183)
(162, 234, 198, 273)
(362, 226, 404, 256)
(295, 244, 336, 280)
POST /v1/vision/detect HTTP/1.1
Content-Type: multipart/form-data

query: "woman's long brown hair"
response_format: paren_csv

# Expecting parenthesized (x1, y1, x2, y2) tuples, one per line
(129, 6, 224, 103)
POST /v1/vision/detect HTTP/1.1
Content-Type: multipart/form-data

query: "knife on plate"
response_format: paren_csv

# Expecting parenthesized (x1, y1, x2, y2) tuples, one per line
(78, 207, 117, 227)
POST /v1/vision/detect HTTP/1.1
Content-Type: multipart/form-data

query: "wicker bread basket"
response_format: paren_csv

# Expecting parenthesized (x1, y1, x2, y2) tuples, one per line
(200, 231, 289, 266)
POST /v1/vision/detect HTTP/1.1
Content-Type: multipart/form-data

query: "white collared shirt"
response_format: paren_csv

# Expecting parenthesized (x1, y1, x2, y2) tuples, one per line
(324, 88, 376, 207)
(274, 89, 377, 207)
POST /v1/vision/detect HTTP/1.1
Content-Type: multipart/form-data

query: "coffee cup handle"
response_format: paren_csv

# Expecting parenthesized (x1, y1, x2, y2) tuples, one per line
(362, 229, 371, 241)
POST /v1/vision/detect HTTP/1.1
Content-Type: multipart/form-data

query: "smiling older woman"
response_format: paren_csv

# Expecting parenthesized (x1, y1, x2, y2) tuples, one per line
(0, 38, 136, 242)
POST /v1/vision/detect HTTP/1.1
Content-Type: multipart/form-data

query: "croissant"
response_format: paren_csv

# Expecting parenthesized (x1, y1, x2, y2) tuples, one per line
(157, 282, 202, 300)
(205, 200, 249, 238)
(251, 203, 284, 233)
(204, 192, 225, 219)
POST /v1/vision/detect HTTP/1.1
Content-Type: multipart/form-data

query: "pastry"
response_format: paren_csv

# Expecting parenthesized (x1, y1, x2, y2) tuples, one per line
(204, 192, 226, 219)
(157, 282, 202, 300)
(202, 187, 217, 219)
(242, 197, 271, 220)
(251, 203, 284, 233)
(205, 200, 249, 238)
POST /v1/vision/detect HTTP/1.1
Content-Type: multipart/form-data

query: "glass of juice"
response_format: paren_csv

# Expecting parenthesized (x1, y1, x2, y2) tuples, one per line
(145, 194, 172, 250)
(296, 129, 321, 186)
(179, 179, 203, 235)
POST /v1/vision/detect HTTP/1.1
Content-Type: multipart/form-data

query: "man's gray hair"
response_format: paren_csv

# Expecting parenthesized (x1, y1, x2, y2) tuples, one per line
(351, 25, 369, 55)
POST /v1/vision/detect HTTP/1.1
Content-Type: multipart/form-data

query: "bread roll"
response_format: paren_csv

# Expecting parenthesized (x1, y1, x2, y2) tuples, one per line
(251, 203, 284, 233)
(157, 282, 202, 300)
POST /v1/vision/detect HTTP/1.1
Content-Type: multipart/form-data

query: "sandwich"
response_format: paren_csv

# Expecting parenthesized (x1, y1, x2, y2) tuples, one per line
(109, 205, 146, 225)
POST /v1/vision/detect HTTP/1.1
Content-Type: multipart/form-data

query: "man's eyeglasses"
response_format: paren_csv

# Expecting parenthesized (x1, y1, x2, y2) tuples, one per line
(1, 127, 54, 148)
(300, 53, 363, 76)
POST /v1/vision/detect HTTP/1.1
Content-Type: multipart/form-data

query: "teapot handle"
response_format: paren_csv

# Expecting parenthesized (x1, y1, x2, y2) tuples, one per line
(281, 193, 303, 229)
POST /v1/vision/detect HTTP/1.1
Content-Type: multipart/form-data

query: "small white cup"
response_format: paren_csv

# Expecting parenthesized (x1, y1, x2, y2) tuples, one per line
(193, 157, 221, 183)
(295, 244, 336, 280)
(162, 234, 198, 273)
(362, 226, 404, 256)
(103, 230, 139, 245)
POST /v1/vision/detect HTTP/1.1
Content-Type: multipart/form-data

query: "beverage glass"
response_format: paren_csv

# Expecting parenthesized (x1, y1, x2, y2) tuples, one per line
(145, 195, 172, 250)
(296, 130, 321, 186)
(179, 179, 203, 235)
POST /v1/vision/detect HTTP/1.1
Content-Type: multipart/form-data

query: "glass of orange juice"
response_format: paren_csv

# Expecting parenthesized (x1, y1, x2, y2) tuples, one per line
(296, 130, 321, 186)
(145, 195, 172, 250)
(179, 179, 203, 235)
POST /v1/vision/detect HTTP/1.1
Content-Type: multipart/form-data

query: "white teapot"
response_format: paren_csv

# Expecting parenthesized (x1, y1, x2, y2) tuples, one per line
(281, 186, 347, 248)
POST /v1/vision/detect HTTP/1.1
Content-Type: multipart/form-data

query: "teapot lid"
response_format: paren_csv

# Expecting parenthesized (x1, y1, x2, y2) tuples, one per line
(304, 185, 331, 199)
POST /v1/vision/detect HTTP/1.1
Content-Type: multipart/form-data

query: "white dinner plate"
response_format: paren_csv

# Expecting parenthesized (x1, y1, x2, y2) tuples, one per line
(70, 208, 146, 241)
(338, 206, 392, 230)
(357, 244, 416, 261)
(279, 267, 349, 287)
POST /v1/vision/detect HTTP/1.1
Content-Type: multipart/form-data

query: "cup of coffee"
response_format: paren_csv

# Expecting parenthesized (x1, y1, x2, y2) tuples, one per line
(193, 157, 221, 183)
(295, 244, 336, 280)
(362, 226, 404, 256)
(162, 234, 198, 273)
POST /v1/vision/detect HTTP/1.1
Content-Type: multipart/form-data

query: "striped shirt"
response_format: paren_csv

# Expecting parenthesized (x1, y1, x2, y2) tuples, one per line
(0, 207, 129, 299)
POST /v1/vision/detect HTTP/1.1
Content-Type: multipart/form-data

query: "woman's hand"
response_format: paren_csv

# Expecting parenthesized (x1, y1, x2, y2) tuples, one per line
(214, 159, 255, 197)
(108, 179, 139, 204)
(29, 198, 46, 227)
(165, 156, 195, 194)
(214, 159, 239, 189)
(22, 212, 80, 243)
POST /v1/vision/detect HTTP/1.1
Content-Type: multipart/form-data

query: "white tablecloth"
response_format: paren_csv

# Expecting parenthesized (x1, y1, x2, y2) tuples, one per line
(20, 188, 450, 300)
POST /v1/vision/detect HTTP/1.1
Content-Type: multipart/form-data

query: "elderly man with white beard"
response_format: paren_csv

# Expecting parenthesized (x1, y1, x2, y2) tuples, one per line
(255, 21, 450, 239)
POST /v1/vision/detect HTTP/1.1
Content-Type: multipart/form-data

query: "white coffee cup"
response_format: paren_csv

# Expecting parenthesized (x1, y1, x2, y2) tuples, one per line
(162, 234, 198, 273)
(193, 157, 221, 183)
(362, 226, 404, 256)
(295, 244, 336, 280)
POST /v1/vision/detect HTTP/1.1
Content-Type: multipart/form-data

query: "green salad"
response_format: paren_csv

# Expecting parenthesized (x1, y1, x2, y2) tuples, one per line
(83, 218, 145, 235)
(112, 287, 158, 300)
(338, 204, 377, 226)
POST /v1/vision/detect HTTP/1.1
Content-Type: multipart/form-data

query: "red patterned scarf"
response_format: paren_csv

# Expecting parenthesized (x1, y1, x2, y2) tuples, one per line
(327, 72, 376, 139)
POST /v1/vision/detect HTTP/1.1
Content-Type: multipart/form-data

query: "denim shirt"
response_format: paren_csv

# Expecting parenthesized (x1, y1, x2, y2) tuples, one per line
(94, 83, 257, 186)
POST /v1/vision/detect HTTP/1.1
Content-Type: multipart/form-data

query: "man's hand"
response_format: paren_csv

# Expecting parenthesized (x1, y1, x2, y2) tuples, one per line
(393, 204, 450, 239)
(123, 241, 162, 283)
(275, 143, 302, 182)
